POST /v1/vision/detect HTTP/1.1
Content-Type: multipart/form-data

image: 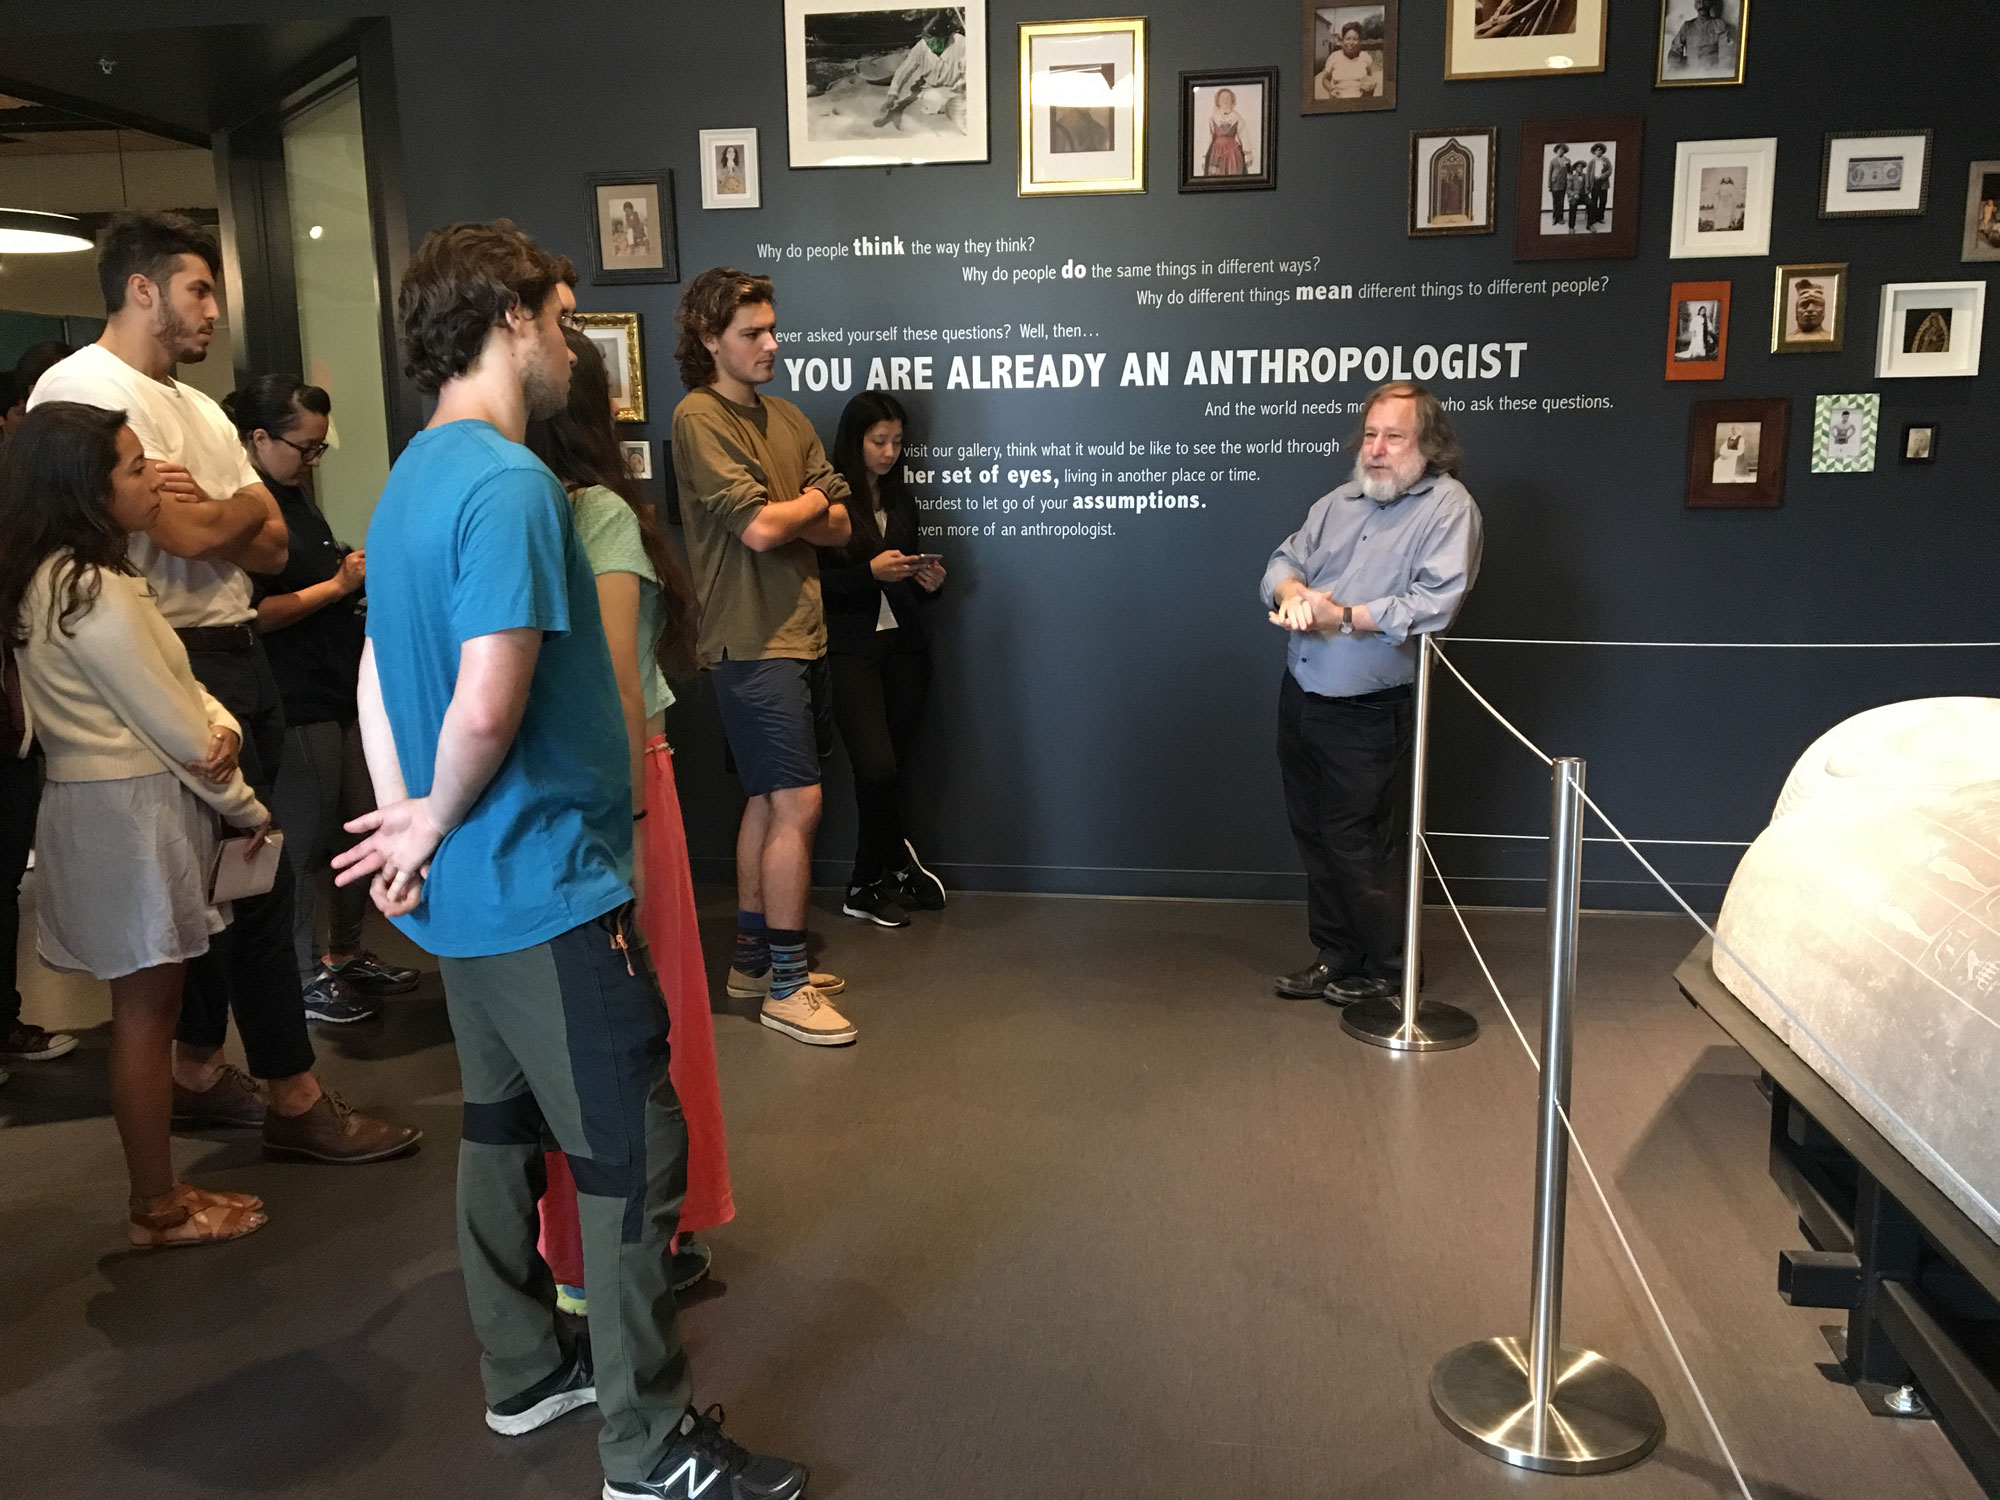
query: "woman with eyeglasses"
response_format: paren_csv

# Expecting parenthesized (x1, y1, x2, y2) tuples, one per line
(230, 375, 417, 1027)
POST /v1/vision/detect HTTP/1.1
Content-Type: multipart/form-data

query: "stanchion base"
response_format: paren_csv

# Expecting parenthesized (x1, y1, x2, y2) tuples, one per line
(1340, 996, 1478, 1051)
(1431, 1337, 1664, 1475)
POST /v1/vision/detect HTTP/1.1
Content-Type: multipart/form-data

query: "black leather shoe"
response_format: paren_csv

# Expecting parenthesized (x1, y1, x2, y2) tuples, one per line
(1275, 960, 1345, 999)
(1326, 973, 1399, 1006)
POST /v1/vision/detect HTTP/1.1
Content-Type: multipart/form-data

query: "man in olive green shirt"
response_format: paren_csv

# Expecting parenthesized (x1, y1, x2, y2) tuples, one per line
(670, 268, 857, 1046)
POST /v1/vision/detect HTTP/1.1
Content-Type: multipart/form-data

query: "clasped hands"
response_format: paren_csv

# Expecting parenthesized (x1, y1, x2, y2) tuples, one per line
(332, 797, 448, 918)
(1269, 585, 1343, 634)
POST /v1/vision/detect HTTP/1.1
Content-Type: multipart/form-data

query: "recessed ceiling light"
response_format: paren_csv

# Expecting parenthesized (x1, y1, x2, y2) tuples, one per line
(0, 208, 91, 254)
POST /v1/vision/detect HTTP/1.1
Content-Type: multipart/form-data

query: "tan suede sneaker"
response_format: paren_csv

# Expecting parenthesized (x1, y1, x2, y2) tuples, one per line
(758, 985, 858, 1046)
(727, 967, 845, 999)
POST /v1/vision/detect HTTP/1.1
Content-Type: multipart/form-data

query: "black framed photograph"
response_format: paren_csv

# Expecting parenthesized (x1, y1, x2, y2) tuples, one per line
(1409, 127, 1497, 236)
(1301, 3, 1395, 113)
(785, 0, 989, 169)
(1655, 0, 1747, 87)
(1514, 115, 1643, 261)
(1181, 69, 1276, 192)
(584, 171, 679, 286)
(1900, 423, 1938, 465)
(1820, 130, 1930, 219)
(1687, 396, 1789, 509)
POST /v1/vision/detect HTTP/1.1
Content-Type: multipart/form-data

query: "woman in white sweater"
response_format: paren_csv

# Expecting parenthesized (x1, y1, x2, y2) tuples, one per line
(0, 402, 271, 1248)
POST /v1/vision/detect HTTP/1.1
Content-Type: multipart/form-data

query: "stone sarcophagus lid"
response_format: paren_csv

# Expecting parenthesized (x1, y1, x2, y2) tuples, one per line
(1714, 698, 2000, 1243)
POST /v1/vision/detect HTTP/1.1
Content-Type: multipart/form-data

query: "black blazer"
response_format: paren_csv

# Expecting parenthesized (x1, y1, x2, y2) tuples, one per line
(817, 496, 938, 655)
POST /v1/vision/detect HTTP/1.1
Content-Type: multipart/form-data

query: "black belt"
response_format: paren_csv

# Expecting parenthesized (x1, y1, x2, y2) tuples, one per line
(175, 624, 258, 652)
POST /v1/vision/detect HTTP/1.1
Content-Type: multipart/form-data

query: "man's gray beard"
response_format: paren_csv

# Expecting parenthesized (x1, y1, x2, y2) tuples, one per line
(523, 362, 570, 421)
(1353, 454, 1423, 502)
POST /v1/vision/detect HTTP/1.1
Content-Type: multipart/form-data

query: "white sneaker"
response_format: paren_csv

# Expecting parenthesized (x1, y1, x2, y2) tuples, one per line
(759, 984, 858, 1046)
(727, 966, 845, 998)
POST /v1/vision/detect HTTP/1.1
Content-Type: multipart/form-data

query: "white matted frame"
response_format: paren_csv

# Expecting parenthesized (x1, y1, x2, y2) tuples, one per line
(699, 128, 761, 209)
(1876, 281, 1986, 379)
(1669, 135, 1775, 258)
(1019, 17, 1147, 197)
(1820, 129, 1930, 219)
(1444, 0, 1606, 80)
(785, 0, 989, 169)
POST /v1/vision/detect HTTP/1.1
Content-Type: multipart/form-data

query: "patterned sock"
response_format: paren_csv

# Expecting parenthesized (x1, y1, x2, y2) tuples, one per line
(734, 911, 769, 976)
(767, 928, 809, 1001)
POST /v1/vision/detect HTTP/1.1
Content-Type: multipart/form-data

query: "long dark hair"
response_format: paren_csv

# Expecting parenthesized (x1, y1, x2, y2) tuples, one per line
(525, 328, 697, 680)
(830, 390, 912, 561)
(0, 402, 137, 646)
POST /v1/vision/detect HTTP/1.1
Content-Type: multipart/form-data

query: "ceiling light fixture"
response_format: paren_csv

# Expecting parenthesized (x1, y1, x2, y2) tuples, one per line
(0, 208, 91, 253)
(308, 224, 324, 239)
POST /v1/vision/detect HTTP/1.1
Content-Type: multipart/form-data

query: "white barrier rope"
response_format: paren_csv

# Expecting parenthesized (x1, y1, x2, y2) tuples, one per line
(1419, 834, 1757, 1500)
(1446, 637, 2000, 650)
(1428, 831, 1753, 849)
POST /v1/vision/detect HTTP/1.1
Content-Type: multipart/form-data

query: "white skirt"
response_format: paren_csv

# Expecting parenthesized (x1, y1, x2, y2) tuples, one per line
(36, 772, 227, 980)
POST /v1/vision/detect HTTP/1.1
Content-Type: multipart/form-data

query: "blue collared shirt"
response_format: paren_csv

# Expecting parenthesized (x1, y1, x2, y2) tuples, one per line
(1260, 471, 1483, 698)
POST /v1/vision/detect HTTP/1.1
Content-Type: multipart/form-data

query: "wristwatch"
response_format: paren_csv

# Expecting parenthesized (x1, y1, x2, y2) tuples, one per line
(1339, 605, 1354, 636)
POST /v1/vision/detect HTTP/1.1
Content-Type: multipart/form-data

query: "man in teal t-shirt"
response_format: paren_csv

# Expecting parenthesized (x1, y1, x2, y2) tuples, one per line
(338, 221, 806, 1500)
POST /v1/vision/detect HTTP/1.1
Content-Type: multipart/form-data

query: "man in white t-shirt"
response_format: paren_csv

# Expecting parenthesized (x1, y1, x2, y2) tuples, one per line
(29, 211, 416, 1164)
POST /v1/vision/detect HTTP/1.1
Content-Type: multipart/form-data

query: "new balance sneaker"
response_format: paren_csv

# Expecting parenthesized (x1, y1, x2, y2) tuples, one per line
(758, 985, 857, 1047)
(556, 1283, 588, 1317)
(303, 968, 378, 1025)
(603, 1404, 807, 1500)
(891, 839, 946, 910)
(0, 1021, 79, 1061)
(486, 1337, 596, 1436)
(325, 949, 420, 996)
(672, 1236, 714, 1294)
(841, 882, 909, 929)
(726, 967, 845, 999)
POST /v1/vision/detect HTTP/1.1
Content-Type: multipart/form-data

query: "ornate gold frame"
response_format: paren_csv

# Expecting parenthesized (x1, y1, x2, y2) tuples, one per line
(575, 311, 646, 424)
(1018, 17, 1147, 197)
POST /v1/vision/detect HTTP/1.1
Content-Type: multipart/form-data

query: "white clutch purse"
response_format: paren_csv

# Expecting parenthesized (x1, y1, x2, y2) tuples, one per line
(209, 830, 285, 903)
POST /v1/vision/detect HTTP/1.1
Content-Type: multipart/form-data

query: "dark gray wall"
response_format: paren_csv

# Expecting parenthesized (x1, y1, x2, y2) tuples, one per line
(19, 0, 1998, 909)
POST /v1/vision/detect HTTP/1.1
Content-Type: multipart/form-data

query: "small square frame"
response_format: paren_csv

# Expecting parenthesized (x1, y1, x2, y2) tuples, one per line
(1771, 262, 1847, 354)
(1665, 279, 1730, 380)
(1180, 68, 1278, 193)
(583, 170, 680, 286)
(576, 311, 647, 424)
(1899, 423, 1938, 465)
(1301, 2, 1396, 114)
(1876, 280, 1986, 379)
(1514, 115, 1644, 261)
(1654, 0, 1749, 88)
(1687, 397, 1788, 508)
(619, 440, 653, 481)
(1810, 392, 1879, 474)
(1409, 126, 1497, 237)
(1820, 130, 1930, 219)
(1668, 136, 1776, 259)
(699, 128, 761, 211)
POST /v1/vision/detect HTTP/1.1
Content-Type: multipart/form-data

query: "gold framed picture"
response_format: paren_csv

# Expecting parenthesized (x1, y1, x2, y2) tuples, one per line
(1444, 0, 1607, 81)
(1655, 0, 1748, 88)
(1771, 262, 1846, 354)
(575, 312, 646, 424)
(1019, 17, 1146, 197)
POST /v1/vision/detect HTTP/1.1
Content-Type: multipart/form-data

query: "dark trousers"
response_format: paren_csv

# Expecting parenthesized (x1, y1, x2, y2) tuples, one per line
(0, 749, 38, 1031)
(270, 719, 372, 981)
(177, 644, 316, 1079)
(1276, 672, 1413, 979)
(830, 639, 932, 888)
(440, 903, 691, 1483)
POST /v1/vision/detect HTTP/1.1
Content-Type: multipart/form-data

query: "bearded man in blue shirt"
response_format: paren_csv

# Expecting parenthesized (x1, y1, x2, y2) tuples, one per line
(1262, 382, 1483, 1007)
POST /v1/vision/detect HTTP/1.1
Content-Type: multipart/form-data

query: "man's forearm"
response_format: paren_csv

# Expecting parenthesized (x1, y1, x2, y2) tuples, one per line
(148, 491, 267, 561)
(422, 629, 540, 832)
(798, 500, 850, 547)
(741, 489, 831, 551)
(425, 710, 518, 832)
(355, 643, 410, 805)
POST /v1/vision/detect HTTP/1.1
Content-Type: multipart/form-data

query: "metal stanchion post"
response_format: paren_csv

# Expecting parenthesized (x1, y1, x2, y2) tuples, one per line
(1429, 757, 1665, 1474)
(1343, 637, 1479, 1052)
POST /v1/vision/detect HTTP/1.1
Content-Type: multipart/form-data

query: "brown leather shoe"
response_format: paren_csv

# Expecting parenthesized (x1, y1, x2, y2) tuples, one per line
(171, 1064, 269, 1129)
(262, 1089, 422, 1164)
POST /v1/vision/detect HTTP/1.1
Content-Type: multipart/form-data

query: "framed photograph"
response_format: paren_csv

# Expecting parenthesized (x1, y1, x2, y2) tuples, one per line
(584, 172, 679, 286)
(1181, 70, 1276, 193)
(1900, 423, 1938, 465)
(576, 312, 646, 424)
(1302, 3, 1395, 114)
(1655, 0, 1747, 87)
(1665, 280, 1729, 380)
(1876, 281, 1986, 379)
(1960, 160, 2000, 262)
(619, 440, 654, 481)
(1019, 18, 1146, 197)
(1687, 397, 1788, 508)
(1409, 127, 1496, 236)
(1810, 393, 1879, 474)
(1820, 129, 1931, 219)
(1444, 0, 1607, 81)
(1770, 262, 1846, 354)
(785, 1, 988, 169)
(1514, 116, 1642, 260)
(1668, 136, 1776, 258)
(699, 128, 761, 210)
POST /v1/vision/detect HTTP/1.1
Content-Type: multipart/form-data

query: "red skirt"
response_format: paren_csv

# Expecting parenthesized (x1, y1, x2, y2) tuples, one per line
(537, 737, 734, 1285)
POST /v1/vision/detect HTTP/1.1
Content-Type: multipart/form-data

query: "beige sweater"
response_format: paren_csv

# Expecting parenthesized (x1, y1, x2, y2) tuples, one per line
(17, 554, 265, 826)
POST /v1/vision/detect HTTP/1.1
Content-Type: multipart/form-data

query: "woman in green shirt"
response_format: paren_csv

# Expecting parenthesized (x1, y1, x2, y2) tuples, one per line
(526, 331, 727, 1306)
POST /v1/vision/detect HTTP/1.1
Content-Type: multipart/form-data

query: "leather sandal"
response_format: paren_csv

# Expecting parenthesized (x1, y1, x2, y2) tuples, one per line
(128, 1183, 268, 1249)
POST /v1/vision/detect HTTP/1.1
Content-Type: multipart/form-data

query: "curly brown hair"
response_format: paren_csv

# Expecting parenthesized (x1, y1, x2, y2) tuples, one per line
(396, 221, 575, 395)
(1350, 381, 1463, 478)
(674, 267, 774, 390)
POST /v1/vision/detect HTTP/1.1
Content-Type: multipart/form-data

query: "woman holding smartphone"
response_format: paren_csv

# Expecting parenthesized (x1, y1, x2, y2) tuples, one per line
(819, 391, 947, 928)
(0, 403, 269, 1248)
